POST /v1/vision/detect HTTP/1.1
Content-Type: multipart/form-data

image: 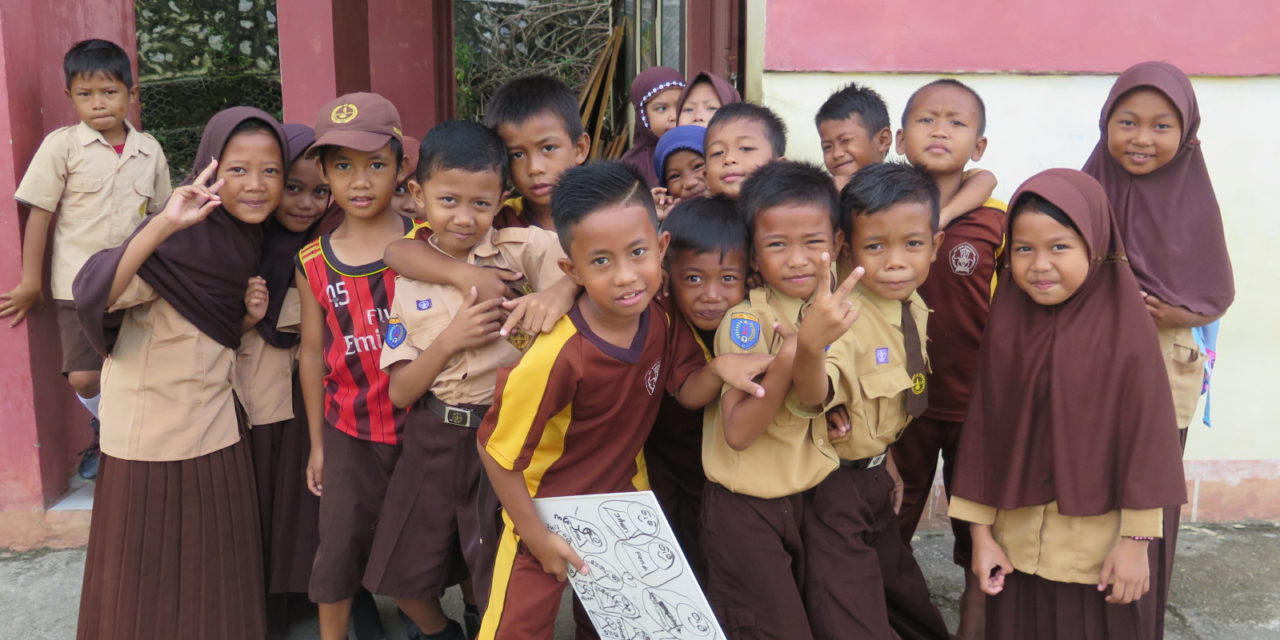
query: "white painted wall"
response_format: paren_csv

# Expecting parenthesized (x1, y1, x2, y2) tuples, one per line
(761, 72, 1280, 462)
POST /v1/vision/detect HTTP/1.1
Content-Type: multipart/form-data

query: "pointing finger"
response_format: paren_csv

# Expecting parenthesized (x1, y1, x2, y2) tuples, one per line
(835, 266, 866, 299)
(815, 253, 832, 297)
(194, 157, 219, 187)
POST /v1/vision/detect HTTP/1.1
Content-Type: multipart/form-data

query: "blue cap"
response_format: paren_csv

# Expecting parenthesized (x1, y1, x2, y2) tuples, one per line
(653, 125, 707, 187)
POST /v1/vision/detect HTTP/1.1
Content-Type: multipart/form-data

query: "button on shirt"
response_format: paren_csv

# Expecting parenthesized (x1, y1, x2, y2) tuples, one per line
(14, 122, 172, 300)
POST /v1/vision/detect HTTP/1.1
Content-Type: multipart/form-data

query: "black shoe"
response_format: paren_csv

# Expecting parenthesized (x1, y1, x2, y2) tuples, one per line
(463, 604, 480, 639)
(351, 588, 386, 640)
(405, 618, 464, 640)
(78, 419, 100, 480)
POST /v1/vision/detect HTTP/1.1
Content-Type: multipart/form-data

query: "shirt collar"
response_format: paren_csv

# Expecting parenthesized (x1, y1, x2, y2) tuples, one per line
(75, 120, 146, 156)
(764, 285, 810, 326)
(854, 283, 925, 329)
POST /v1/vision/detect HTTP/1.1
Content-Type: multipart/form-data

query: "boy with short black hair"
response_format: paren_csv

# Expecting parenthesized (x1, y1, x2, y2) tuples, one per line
(893, 77, 1006, 639)
(476, 162, 769, 639)
(483, 74, 591, 231)
(798, 160, 950, 639)
(646, 195, 750, 581)
(294, 92, 417, 640)
(365, 119, 566, 640)
(815, 81, 893, 189)
(5, 38, 172, 479)
(702, 160, 853, 638)
(703, 102, 786, 199)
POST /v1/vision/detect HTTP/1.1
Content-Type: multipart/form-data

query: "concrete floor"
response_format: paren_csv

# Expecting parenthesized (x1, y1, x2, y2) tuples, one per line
(2, 522, 1276, 639)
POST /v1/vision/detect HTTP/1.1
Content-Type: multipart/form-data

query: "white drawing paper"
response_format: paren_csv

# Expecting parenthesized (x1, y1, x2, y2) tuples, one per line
(533, 490, 725, 640)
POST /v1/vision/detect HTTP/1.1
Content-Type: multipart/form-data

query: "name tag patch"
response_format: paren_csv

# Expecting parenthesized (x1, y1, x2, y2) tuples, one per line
(729, 312, 761, 350)
(875, 347, 890, 365)
(416, 299, 433, 311)
(384, 317, 407, 349)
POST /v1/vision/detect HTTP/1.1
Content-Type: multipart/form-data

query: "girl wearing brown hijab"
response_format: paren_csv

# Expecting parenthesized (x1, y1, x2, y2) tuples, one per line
(74, 107, 286, 640)
(949, 169, 1187, 640)
(620, 66, 686, 187)
(676, 70, 742, 127)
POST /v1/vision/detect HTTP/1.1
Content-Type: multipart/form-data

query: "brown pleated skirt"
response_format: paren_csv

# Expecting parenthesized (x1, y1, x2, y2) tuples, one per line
(251, 375, 321, 595)
(986, 571, 1158, 640)
(77, 437, 267, 640)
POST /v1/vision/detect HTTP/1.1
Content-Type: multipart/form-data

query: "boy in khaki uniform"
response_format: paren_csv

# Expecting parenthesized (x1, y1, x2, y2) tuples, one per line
(364, 121, 566, 639)
(798, 162, 952, 639)
(701, 161, 851, 639)
(5, 39, 171, 478)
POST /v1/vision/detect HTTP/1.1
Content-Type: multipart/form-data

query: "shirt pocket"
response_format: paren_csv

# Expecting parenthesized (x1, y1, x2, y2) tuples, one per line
(1166, 339, 1205, 428)
(133, 178, 156, 214)
(63, 175, 107, 218)
(857, 368, 912, 440)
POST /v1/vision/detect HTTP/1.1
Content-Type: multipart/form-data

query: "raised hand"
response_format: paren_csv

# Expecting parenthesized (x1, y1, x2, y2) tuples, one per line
(439, 287, 504, 352)
(651, 187, 676, 221)
(797, 253, 864, 353)
(161, 158, 225, 230)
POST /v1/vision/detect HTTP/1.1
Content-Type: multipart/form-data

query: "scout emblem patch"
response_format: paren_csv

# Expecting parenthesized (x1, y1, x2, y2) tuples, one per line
(506, 328, 534, 352)
(875, 347, 890, 365)
(506, 277, 535, 297)
(911, 373, 927, 395)
(729, 312, 761, 350)
(330, 103, 358, 124)
(417, 299, 433, 311)
(384, 317, 407, 349)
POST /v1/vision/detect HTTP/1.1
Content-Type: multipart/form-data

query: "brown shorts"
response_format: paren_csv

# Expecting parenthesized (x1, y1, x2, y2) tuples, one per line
(56, 300, 103, 374)
(308, 427, 400, 604)
(363, 408, 498, 605)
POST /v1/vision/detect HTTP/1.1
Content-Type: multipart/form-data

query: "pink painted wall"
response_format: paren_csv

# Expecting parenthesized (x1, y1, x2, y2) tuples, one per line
(278, 0, 453, 140)
(765, 0, 1280, 76)
(0, 0, 137, 512)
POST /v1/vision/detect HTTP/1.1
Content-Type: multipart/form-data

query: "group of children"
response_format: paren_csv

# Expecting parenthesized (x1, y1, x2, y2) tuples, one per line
(8, 38, 1233, 640)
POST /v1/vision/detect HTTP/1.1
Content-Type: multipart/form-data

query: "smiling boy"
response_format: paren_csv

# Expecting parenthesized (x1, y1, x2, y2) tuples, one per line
(703, 102, 787, 199)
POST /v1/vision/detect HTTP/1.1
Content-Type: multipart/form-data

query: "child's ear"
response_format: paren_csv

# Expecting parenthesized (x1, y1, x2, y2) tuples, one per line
(128, 85, 140, 105)
(875, 127, 893, 154)
(573, 132, 591, 165)
(970, 136, 988, 162)
(832, 229, 845, 258)
(656, 230, 671, 261)
(558, 257, 582, 284)
(408, 179, 426, 210)
(894, 128, 907, 155)
(930, 230, 946, 263)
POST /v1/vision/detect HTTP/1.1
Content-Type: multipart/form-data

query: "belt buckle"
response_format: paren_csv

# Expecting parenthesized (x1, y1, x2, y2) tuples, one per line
(867, 453, 886, 469)
(444, 406, 472, 427)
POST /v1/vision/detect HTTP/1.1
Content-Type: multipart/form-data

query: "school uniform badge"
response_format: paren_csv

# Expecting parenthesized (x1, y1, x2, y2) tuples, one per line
(875, 347, 890, 365)
(729, 312, 761, 350)
(416, 299, 433, 311)
(384, 317, 407, 349)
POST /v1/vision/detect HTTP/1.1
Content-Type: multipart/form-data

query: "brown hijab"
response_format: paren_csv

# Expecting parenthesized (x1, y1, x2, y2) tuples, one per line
(75, 107, 285, 353)
(951, 168, 1187, 516)
(676, 70, 742, 119)
(1082, 61, 1233, 317)
(620, 66, 686, 186)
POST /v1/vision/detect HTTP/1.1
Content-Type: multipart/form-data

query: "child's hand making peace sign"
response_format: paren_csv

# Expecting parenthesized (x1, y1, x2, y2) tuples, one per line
(797, 253, 864, 355)
(160, 159, 226, 231)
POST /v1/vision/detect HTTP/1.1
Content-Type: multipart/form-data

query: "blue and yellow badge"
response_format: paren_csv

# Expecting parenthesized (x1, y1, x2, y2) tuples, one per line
(728, 312, 761, 350)
(384, 317, 407, 349)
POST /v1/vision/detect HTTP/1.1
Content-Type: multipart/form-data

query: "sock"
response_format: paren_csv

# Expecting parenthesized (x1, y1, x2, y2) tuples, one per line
(78, 393, 101, 420)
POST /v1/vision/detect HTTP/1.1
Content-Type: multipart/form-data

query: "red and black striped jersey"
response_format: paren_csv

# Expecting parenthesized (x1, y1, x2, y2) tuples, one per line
(297, 225, 411, 445)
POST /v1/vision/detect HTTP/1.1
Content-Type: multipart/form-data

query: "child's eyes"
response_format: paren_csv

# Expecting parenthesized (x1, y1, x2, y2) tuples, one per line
(474, 200, 492, 208)
(227, 166, 247, 174)
(906, 240, 924, 248)
(685, 275, 703, 284)
(315, 187, 331, 198)
(334, 162, 351, 171)
(371, 162, 387, 170)
(692, 161, 706, 172)
(821, 144, 833, 153)
(681, 106, 694, 113)
(1012, 245, 1031, 253)
(265, 167, 281, 175)
(653, 105, 667, 113)
(864, 243, 884, 251)
(667, 173, 681, 183)
(510, 151, 525, 160)
(767, 241, 785, 249)
(439, 196, 456, 205)
(285, 184, 300, 193)
(708, 150, 724, 158)
(739, 146, 756, 153)
(394, 185, 408, 195)
(917, 117, 934, 124)
(951, 120, 967, 127)
(631, 247, 648, 257)
(1053, 243, 1072, 251)
(591, 257, 610, 266)
(1155, 123, 1173, 130)
(1117, 119, 1135, 127)
(542, 145, 558, 153)
(721, 275, 739, 283)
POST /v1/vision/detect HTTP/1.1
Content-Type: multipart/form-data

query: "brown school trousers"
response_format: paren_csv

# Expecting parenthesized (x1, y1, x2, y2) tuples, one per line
(700, 482, 812, 640)
(803, 464, 950, 640)
(891, 416, 973, 567)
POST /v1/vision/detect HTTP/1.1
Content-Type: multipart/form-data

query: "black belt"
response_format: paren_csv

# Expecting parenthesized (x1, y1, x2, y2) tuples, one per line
(419, 394, 489, 429)
(839, 452, 887, 470)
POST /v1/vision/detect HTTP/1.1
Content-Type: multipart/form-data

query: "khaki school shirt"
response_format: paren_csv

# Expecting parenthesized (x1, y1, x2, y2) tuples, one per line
(950, 496, 1163, 585)
(814, 285, 929, 461)
(233, 291, 301, 426)
(1158, 326, 1205, 429)
(14, 122, 172, 300)
(703, 286, 841, 499)
(98, 276, 239, 461)
(379, 226, 566, 406)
